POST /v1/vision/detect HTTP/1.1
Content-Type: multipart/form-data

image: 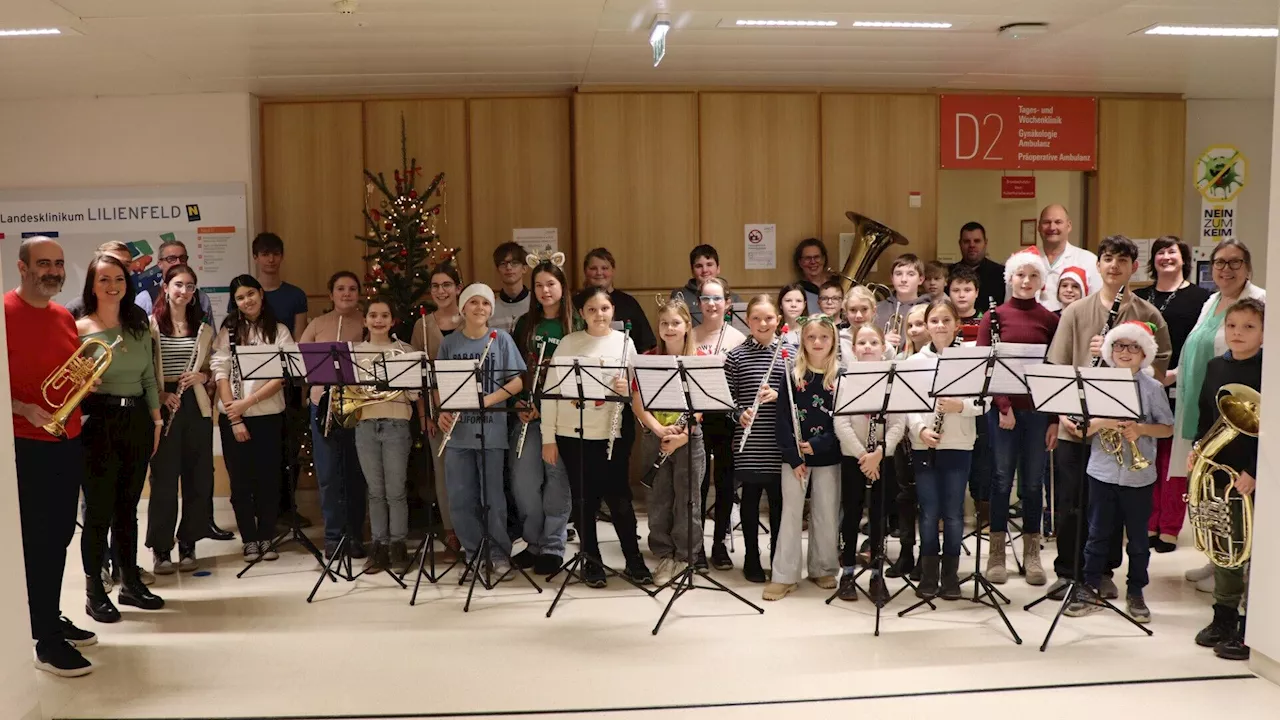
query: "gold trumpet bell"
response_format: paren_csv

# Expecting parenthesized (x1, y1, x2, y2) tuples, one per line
(836, 211, 911, 301)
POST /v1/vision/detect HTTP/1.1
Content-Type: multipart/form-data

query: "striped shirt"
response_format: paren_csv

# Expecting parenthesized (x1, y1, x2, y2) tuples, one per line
(724, 337, 792, 474)
(159, 335, 198, 378)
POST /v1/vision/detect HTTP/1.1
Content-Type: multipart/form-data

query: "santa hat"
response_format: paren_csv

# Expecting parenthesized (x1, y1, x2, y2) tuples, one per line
(1102, 321, 1158, 369)
(1058, 266, 1089, 295)
(1005, 246, 1051, 287)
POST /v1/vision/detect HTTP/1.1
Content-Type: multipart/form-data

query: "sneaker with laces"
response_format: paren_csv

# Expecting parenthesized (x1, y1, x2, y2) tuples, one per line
(1185, 563, 1214, 582)
(177, 543, 198, 572)
(59, 617, 97, 648)
(653, 557, 677, 587)
(1126, 594, 1151, 623)
(136, 566, 156, 586)
(1099, 575, 1119, 599)
(1065, 587, 1103, 617)
(837, 572, 859, 602)
(491, 560, 514, 582)
(153, 550, 176, 576)
(243, 541, 263, 562)
(34, 639, 92, 678)
(260, 541, 279, 561)
(623, 556, 654, 585)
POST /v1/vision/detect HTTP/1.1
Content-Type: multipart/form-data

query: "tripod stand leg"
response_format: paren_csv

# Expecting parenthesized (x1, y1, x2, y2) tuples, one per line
(652, 567, 692, 636)
(308, 535, 350, 603)
(973, 574, 1023, 644)
(1039, 580, 1078, 651)
(545, 554, 584, 618)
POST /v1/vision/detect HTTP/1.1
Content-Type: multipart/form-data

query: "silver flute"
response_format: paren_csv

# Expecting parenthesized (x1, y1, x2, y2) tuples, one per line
(515, 339, 547, 458)
(165, 324, 206, 437)
(784, 351, 804, 459)
(606, 322, 633, 460)
(437, 330, 498, 457)
(738, 328, 786, 452)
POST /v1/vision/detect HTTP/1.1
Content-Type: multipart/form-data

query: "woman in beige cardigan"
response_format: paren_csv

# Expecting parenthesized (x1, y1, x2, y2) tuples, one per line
(146, 264, 217, 575)
(411, 263, 463, 550)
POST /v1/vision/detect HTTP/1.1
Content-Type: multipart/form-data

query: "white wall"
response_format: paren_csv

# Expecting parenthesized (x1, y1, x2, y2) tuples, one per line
(1184, 99, 1274, 286)
(936, 170, 1084, 265)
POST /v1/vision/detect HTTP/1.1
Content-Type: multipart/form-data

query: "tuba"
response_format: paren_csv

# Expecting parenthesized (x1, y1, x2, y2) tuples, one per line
(833, 211, 911, 302)
(1185, 383, 1260, 569)
(42, 336, 123, 436)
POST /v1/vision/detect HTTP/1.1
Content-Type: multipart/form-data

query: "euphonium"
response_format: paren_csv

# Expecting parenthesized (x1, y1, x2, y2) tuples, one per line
(834, 211, 910, 302)
(42, 336, 123, 437)
(1186, 383, 1260, 569)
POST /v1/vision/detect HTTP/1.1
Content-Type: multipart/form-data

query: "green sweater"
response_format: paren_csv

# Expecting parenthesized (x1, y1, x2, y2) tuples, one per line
(82, 327, 160, 411)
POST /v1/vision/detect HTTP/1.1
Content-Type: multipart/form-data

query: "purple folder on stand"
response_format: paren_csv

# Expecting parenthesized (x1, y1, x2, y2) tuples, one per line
(298, 341, 358, 385)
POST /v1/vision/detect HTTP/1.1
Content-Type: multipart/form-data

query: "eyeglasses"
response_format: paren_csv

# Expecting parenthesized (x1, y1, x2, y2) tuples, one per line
(799, 255, 824, 264)
(169, 281, 197, 293)
(819, 295, 843, 304)
(1212, 258, 1245, 270)
(1112, 341, 1143, 354)
(497, 261, 524, 270)
(430, 282, 457, 292)
(699, 295, 725, 304)
(160, 254, 189, 264)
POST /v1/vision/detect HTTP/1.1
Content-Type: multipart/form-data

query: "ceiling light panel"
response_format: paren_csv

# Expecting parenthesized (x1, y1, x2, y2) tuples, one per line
(1143, 25, 1278, 38)
(0, 28, 62, 37)
(735, 20, 839, 28)
(853, 21, 952, 29)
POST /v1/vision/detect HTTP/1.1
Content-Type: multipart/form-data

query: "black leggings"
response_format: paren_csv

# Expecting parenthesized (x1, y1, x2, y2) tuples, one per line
(699, 416, 735, 545)
(841, 457, 889, 568)
(892, 446, 917, 547)
(81, 398, 152, 586)
(221, 414, 285, 543)
(557, 435, 641, 562)
(738, 471, 781, 563)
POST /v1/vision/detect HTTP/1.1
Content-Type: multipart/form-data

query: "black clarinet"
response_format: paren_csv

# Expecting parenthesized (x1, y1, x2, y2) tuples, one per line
(987, 296, 1001, 347)
(1066, 287, 1125, 428)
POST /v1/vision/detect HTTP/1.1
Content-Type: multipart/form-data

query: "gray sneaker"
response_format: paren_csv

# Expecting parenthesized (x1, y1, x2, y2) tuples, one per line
(1099, 575, 1119, 599)
(1047, 577, 1071, 601)
(1126, 594, 1151, 623)
(153, 550, 176, 576)
(137, 566, 156, 587)
(491, 560, 514, 582)
(177, 544, 198, 573)
(1065, 587, 1103, 617)
(260, 541, 279, 562)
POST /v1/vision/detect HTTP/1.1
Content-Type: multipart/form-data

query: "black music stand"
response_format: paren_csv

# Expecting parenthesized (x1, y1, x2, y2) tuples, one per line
(633, 353, 764, 635)
(541, 354, 658, 618)
(230, 343, 331, 582)
(433, 354, 542, 612)
(897, 346, 1022, 643)
(1021, 363, 1154, 651)
(824, 357, 936, 635)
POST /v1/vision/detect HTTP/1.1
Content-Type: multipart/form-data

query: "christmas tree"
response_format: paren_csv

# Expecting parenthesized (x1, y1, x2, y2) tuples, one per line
(359, 115, 459, 338)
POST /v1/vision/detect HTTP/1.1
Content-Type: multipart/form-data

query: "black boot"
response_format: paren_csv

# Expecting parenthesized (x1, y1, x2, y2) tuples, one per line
(939, 555, 962, 600)
(885, 545, 915, 579)
(1196, 604, 1238, 647)
(85, 575, 120, 624)
(207, 520, 235, 541)
(742, 553, 766, 584)
(1215, 615, 1251, 661)
(916, 555, 940, 598)
(118, 567, 165, 611)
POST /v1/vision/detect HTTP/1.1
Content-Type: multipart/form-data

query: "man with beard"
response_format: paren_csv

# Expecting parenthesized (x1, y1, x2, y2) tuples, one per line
(6, 236, 98, 676)
(1038, 204, 1103, 312)
(948, 222, 1007, 306)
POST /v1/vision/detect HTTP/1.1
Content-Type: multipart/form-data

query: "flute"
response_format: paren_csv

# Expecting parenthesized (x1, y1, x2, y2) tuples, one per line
(164, 324, 206, 437)
(738, 324, 788, 452)
(515, 339, 547, 458)
(437, 330, 498, 457)
(783, 349, 803, 460)
(606, 322, 633, 460)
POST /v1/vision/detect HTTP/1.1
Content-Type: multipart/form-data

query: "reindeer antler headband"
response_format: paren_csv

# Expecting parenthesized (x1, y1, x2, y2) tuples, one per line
(525, 248, 566, 269)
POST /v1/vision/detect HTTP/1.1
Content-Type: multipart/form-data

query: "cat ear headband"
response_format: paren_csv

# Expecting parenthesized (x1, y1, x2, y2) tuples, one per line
(525, 248, 566, 269)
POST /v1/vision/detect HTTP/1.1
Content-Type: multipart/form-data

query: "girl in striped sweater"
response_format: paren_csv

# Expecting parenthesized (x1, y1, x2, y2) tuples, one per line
(726, 295, 790, 584)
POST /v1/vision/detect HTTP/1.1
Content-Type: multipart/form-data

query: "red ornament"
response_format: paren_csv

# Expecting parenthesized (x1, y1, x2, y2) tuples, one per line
(370, 209, 380, 221)
(400, 249, 408, 257)
(408, 190, 418, 199)
(383, 221, 393, 231)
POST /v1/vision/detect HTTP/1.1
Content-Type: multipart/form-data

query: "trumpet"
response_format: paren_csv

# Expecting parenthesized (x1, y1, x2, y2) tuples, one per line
(164, 324, 206, 437)
(42, 336, 123, 436)
(1098, 425, 1151, 471)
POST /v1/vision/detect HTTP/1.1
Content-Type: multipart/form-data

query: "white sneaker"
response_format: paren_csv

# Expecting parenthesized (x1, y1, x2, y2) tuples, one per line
(653, 557, 676, 587)
(1195, 575, 1215, 594)
(1185, 563, 1214, 582)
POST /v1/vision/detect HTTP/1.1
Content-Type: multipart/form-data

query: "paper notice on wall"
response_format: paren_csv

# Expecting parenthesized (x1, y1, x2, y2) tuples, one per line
(1195, 145, 1246, 247)
(1200, 198, 1238, 247)
(196, 226, 235, 277)
(513, 228, 558, 259)
(744, 223, 776, 270)
(1131, 238, 1153, 283)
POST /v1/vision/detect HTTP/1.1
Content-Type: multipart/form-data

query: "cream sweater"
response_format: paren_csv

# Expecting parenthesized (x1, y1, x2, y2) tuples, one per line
(540, 329, 636, 443)
(210, 323, 292, 417)
(905, 344, 985, 451)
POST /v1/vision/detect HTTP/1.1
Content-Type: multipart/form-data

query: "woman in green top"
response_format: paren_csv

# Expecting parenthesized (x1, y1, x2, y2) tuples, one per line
(509, 258, 582, 576)
(76, 254, 164, 623)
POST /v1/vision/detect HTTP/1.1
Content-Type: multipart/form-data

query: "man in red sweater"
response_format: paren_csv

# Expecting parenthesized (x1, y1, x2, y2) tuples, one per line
(977, 247, 1059, 586)
(6, 237, 97, 677)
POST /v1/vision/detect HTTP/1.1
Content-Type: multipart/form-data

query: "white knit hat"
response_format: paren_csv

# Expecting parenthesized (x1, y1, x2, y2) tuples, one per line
(1102, 320, 1158, 369)
(1004, 246, 1051, 287)
(458, 283, 495, 310)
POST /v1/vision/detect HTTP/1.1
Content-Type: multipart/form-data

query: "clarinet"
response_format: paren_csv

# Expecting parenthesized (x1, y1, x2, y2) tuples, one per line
(927, 335, 962, 466)
(229, 336, 244, 402)
(644, 311, 733, 475)
(987, 296, 1001, 347)
(737, 325, 788, 452)
(606, 321, 633, 460)
(515, 339, 547, 459)
(437, 330, 498, 457)
(1066, 287, 1125, 429)
(164, 324, 206, 437)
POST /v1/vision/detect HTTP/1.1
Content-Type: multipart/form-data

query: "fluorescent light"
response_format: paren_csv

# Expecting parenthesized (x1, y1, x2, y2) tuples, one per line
(853, 21, 952, 29)
(0, 28, 61, 37)
(1144, 25, 1278, 37)
(735, 20, 839, 28)
(650, 21, 669, 45)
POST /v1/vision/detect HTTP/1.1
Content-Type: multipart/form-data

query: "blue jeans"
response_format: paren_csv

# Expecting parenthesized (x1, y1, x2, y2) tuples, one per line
(444, 447, 511, 562)
(355, 419, 412, 544)
(507, 420, 571, 558)
(914, 450, 971, 557)
(1084, 476, 1153, 595)
(988, 409, 1048, 533)
(309, 404, 368, 544)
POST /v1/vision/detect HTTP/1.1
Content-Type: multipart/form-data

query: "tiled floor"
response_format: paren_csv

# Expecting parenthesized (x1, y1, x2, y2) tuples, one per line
(38, 494, 1261, 719)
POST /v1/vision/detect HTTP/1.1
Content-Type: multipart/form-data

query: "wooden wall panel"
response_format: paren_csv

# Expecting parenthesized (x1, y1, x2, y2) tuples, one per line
(1097, 98, 1185, 239)
(699, 93, 821, 290)
(468, 98, 572, 285)
(821, 94, 938, 285)
(261, 102, 366, 298)
(363, 100, 471, 276)
(574, 93, 699, 290)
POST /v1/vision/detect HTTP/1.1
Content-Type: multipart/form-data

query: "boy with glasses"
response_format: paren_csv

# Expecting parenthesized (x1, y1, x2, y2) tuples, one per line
(817, 280, 845, 323)
(672, 244, 741, 325)
(491, 242, 530, 334)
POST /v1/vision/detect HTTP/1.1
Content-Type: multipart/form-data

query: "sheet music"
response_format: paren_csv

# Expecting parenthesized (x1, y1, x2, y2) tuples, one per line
(1024, 364, 1141, 420)
(988, 342, 1048, 395)
(236, 345, 286, 381)
(631, 355, 687, 412)
(547, 356, 606, 400)
(682, 355, 734, 411)
(434, 359, 483, 410)
(932, 346, 990, 397)
(376, 351, 430, 390)
(835, 363, 891, 414)
(890, 357, 940, 413)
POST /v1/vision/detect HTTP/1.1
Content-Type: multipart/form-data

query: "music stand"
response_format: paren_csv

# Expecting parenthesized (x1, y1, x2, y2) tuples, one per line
(231, 343, 331, 583)
(541, 354, 658, 618)
(727, 301, 749, 337)
(633, 354, 765, 635)
(824, 357, 936, 635)
(1021, 363, 1154, 651)
(433, 355, 542, 612)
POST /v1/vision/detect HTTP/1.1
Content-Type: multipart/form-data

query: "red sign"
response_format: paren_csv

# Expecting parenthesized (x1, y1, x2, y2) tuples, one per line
(1001, 176, 1037, 199)
(940, 95, 1097, 171)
